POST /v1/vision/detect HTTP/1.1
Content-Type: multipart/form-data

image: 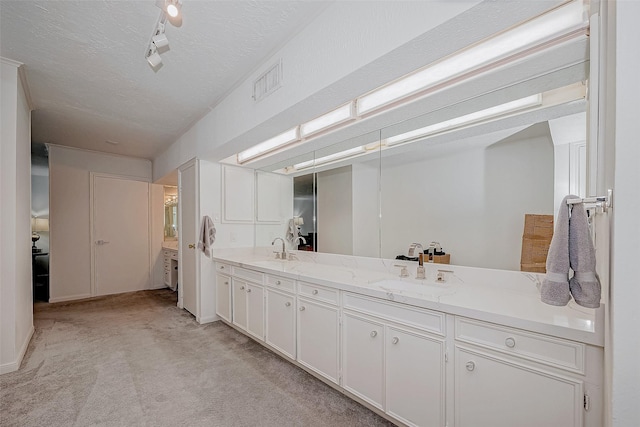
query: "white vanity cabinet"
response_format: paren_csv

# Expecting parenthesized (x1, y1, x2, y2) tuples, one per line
(454, 317, 598, 427)
(296, 282, 340, 384)
(342, 293, 446, 427)
(232, 279, 248, 331)
(265, 275, 296, 359)
(163, 249, 178, 289)
(215, 270, 231, 323)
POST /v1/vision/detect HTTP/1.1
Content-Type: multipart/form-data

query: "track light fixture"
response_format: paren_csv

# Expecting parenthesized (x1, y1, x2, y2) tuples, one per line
(145, 0, 183, 71)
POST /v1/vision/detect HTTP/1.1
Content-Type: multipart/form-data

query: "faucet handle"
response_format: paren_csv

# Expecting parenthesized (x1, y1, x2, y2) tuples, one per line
(394, 264, 409, 278)
(273, 251, 281, 260)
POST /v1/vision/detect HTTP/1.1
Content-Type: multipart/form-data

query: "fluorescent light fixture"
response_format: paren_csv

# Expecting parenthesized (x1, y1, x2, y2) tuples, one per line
(237, 127, 300, 164)
(294, 146, 366, 170)
(300, 102, 356, 138)
(385, 94, 542, 146)
(357, 1, 587, 115)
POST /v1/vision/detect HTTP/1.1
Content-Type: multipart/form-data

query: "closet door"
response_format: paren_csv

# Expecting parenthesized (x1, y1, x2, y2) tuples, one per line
(93, 175, 150, 296)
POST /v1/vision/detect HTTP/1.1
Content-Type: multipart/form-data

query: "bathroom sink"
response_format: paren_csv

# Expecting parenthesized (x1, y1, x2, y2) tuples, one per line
(373, 279, 451, 296)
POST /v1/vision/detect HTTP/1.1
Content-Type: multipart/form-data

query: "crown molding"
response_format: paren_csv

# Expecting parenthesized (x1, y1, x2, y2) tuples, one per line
(1, 57, 35, 111)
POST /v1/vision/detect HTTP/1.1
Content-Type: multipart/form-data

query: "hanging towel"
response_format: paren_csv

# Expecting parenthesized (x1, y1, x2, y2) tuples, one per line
(540, 195, 575, 306)
(568, 202, 601, 308)
(285, 218, 296, 242)
(197, 215, 216, 258)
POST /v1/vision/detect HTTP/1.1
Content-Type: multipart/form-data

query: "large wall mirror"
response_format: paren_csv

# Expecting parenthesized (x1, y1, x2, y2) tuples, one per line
(253, 3, 592, 272)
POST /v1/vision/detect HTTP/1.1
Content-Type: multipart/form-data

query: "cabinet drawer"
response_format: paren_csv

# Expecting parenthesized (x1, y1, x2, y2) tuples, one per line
(170, 251, 178, 260)
(163, 269, 171, 285)
(343, 293, 445, 336)
(216, 262, 231, 274)
(232, 266, 264, 283)
(298, 282, 338, 305)
(266, 274, 295, 293)
(163, 250, 171, 258)
(164, 263, 171, 272)
(455, 317, 585, 373)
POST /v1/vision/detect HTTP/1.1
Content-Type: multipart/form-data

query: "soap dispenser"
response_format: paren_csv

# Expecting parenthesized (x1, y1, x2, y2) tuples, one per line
(416, 253, 426, 279)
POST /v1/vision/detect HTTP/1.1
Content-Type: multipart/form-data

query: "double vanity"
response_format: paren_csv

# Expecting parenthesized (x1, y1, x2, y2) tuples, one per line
(211, 247, 603, 427)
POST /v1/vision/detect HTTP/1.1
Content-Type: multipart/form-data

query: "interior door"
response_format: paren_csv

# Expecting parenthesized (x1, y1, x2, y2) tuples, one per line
(93, 175, 150, 296)
(179, 161, 198, 315)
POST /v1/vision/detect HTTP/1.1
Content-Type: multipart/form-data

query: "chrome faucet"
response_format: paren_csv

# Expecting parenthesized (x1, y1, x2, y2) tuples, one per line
(408, 243, 424, 258)
(293, 236, 306, 247)
(416, 253, 426, 280)
(272, 237, 286, 259)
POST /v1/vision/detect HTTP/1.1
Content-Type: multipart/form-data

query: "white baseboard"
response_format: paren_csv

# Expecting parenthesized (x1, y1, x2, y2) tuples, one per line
(198, 315, 219, 324)
(49, 293, 93, 303)
(0, 325, 34, 375)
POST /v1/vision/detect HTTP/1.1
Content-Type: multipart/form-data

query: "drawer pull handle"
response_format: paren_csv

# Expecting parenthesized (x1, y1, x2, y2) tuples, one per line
(312, 290, 319, 295)
(240, 286, 245, 290)
(505, 337, 516, 348)
(224, 281, 229, 285)
(370, 331, 377, 338)
(276, 280, 281, 285)
(299, 306, 306, 311)
(466, 361, 475, 372)
(391, 337, 399, 345)
(220, 266, 225, 270)
(247, 288, 252, 293)
(285, 302, 291, 307)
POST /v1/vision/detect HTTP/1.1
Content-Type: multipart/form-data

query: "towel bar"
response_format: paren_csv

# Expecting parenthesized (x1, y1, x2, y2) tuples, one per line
(566, 189, 613, 213)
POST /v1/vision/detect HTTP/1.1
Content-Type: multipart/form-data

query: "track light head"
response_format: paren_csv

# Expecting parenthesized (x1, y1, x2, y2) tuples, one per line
(146, 47, 163, 71)
(163, 0, 183, 27)
(152, 33, 170, 53)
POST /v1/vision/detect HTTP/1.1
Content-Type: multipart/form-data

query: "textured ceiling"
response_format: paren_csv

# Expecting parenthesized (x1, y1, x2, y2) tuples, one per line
(0, 0, 332, 159)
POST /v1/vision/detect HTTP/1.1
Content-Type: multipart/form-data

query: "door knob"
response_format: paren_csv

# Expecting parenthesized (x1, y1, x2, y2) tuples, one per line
(188, 244, 195, 249)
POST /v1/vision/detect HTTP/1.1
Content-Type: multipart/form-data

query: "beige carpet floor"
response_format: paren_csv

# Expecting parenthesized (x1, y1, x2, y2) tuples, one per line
(0, 289, 394, 427)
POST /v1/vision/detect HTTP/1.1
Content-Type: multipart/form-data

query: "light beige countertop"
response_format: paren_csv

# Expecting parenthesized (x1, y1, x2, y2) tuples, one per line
(210, 247, 604, 346)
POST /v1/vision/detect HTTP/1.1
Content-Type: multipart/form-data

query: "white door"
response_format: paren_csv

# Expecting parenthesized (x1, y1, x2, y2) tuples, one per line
(297, 298, 339, 384)
(386, 327, 445, 427)
(93, 175, 150, 296)
(179, 161, 198, 315)
(455, 346, 583, 427)
(215, 273, 231, 322)
(232, 279, 248, 331)
(246, 283, 264, 341)
(342, 312, 384, 409)
(265, 288, 296, 359)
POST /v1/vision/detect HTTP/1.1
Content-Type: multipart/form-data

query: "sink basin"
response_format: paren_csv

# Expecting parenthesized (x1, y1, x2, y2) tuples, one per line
(373, 279, 451, 296)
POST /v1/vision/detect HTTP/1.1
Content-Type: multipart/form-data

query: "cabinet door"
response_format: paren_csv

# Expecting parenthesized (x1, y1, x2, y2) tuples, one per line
(265, 289, 296, 359)
(386, 326, 445, 427)
(455, 346, 583, 427)
(342, 312, 384, 410)
(232, 279, 248, 331)
(297, 298, 339, 384)
(246, 283, 264, 341)
(215, 273, 231, 322)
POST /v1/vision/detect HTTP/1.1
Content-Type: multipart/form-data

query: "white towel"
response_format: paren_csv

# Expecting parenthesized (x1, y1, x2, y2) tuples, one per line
(285, 218, 296, 242)
(197, 215, 216, 257)
(540, 195, 574, 306)
(568, 202, 601, 308)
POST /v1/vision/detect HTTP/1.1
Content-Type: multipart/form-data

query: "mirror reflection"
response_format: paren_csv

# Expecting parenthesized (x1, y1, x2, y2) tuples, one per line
(255, 80, 588, 271)
(164, 186, 178, 240)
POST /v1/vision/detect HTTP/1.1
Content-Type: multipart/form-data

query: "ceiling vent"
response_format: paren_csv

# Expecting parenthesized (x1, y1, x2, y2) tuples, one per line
(253, 59, 283, 102)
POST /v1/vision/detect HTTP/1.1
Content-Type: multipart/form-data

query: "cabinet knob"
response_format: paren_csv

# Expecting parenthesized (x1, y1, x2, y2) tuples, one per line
(466, 361, 476, 372)
(370, 331, 377, 338)
(220, 265, 225, 270)
(312, 289, 318, 295)
(276, 280, 281, 285)
(391, 337, 399, 345)
(240, 286, 245, 290)
(224, 281, 229, 285)
(505, 337, 516, 348)
(299, 306, 306, 311)
(246, 288, 252, 293)
(285, 302, 291, 307)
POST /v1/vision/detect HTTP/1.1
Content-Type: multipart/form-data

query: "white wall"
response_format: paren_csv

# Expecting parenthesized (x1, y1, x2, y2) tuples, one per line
(48, 145, 152, 302)
(317, 166, 353, 255)
(1, 59, 33, 374)
(153, 1, 490, 180)
(379, 125, 554, 270)
(610, 1, 640, 425)
(150, 184, 165, 289)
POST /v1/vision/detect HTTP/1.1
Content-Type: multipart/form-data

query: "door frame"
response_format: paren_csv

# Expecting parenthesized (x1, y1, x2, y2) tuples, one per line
(177, 158, 200, 311)
(89, 172, 151, 297)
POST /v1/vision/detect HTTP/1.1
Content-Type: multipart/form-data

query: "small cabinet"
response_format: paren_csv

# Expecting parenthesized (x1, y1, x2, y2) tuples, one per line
(296, 297, 339, 384)
(232, 279, 248, 331)
(246, 282, 264, 341)
(385, 326, 445, 427)
(454, 346, 583, 427)
(342, 312, 385, 409)
(265, 288, 296, 359)
(215, 272, 231, 322)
